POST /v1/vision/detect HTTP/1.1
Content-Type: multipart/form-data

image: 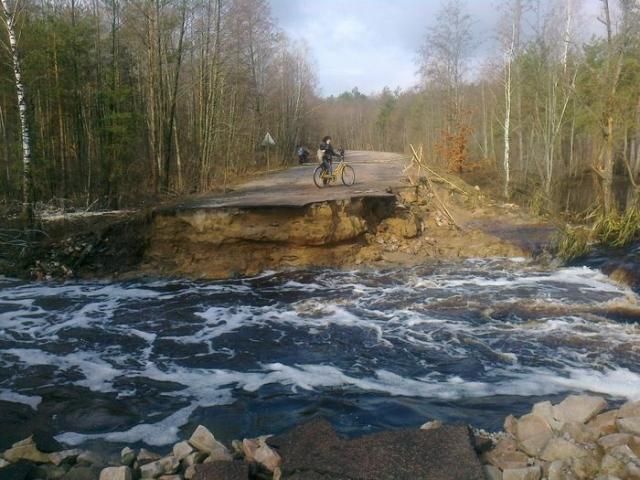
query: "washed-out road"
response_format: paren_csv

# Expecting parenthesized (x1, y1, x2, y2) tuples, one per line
(174, 151, 410, 210)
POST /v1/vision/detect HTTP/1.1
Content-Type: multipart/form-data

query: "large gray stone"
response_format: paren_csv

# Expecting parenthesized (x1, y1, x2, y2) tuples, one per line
(598, 433, 633, 450)
(617, 417, 640, 436)
(619, 401, 640, 419)
(99, 466, 132, 480)
(588, 410, 619, 437)
(267, 418, 485, 480)
(120, 447, 136, 467)
(532, 401, 563, 431)
(172, 441, 194, 461)
(553, 395, 607, 424)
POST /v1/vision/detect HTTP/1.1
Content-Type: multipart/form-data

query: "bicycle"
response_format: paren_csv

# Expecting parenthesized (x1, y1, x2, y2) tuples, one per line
(313, 154, 356, 188)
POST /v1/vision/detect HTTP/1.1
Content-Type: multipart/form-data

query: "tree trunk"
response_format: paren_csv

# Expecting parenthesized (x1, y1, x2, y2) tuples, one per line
(1, 0, 34, 225)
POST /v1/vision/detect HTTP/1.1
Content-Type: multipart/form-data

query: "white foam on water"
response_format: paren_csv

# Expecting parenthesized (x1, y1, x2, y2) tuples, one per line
(56, 404, 197, 446)
(0, 390, 42, 410)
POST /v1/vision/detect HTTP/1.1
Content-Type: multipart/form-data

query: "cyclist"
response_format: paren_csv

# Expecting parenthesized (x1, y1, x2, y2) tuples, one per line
(319, 135, 338, 176)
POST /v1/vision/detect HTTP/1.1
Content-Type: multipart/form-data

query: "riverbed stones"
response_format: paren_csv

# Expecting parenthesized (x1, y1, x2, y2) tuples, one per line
(617, 417, 640, 436)
(49, 449, 81, 466)
(99, 466, 132, 480)
(502, 465, 541, 480)
(2, 437, 50, 464)
(516, 414, 553, 456)
(188, 426, 228, 456)
(242, 436, 280, 472)
(120, 447, 136, 466)
(540, 437, 590, 462)
(172, 441, 194, 462)
(553, 395, 608, 425)
(619, 401, 640, 418)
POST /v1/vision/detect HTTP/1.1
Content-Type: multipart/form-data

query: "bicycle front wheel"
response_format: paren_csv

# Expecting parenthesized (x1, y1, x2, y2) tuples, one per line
(313, 166, 327, 188)
(341, 165, 355, 186)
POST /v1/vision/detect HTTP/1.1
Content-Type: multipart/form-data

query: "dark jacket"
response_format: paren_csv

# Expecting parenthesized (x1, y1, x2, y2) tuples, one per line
(320, 142, 337, 161)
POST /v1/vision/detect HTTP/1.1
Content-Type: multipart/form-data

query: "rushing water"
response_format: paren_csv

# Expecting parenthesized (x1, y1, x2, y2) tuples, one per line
(1, 258, 640, 453)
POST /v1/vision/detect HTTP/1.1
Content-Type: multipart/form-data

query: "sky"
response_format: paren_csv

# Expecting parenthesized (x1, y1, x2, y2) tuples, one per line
(269, 0, 603, 97)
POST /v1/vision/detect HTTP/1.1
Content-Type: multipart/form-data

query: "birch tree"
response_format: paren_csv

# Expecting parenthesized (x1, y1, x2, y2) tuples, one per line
(0, 0, 33, 223)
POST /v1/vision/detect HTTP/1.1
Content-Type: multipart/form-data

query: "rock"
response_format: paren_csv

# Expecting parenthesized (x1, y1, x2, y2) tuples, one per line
(99, 466, 132, 480)
(601, 453, 628, 477)
(588, 410, 619, 437)
(473, 434, 493, 454)
(3, 439, 51, 464)
(570, 455, 600, 479)
(273, 467, 282, 480)
(626, 462, 640, 479)
(182, 452, 207, 468)
(378, 215, 420, 239)
(63, 465, 102, 480)
(617, 417, 640, 436)
(158, 476, 183, 480)
(561, 422, 599, 444)
(188, 426, 227, 455)
(242, 437, 280, 472)
(0, 460, 33, 480)
(483, 465, 502, 480)
(120, 447, 136, 466)
(268, 419, 485, 480)
(553, 395, 607, 424)
(547, 460, 568, 480)
(32, 464, 67, 480)
(49, 449, 81, 466)
(76, 450, 104, 466)
(532, 401, 563, 431)
(502, 466, 541, 480)
(595, 476, 623, 480)
(203, 449, 232, 463)
(184, 465, 195, 479)
(420, 420, 442, 431)
(32, 431, 63, 454)
(193, 462, 249, 480)
(598, 433, 633, 450)
(540, 438, 589, 462)
(619, 401, 640, 418)
(139, 459, 165, 479)
(172, 441, 194, 462)
(504, 415, 518, 436)
(0, 459, 8, 469)
(516, 414, 553, 456)
(485, 450, 529, 471)
(137, 449, 162, 465)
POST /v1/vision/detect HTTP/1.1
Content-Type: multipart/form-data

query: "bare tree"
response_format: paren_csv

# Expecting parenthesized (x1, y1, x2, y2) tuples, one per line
(0, 0, 33, 223)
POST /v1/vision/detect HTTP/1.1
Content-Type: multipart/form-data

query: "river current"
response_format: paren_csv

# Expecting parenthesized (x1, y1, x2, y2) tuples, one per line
(1, 258, 639, 452)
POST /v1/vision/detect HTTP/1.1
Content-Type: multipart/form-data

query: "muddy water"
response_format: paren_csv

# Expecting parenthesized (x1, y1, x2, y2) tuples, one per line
(1, 258, 639, 454)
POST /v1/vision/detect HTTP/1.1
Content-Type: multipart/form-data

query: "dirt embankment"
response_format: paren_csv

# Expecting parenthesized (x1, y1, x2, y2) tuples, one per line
(1, 172, 556, 280)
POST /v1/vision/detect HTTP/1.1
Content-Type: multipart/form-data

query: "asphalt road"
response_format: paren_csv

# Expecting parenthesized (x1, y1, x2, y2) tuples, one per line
(175, 151, 410, 210)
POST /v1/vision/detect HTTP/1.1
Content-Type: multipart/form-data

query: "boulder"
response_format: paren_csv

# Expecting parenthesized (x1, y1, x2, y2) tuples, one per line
(158, 476, 182, 480)
(99, 466, 132, 480)
(547, 460, 570, 480)
(598, 433, 633, 450)
(31, 464, 67, 480)
(502, 466, 541, 480)
(76, 450, 104, 466)
(378, 215, 420, 239)
(619, 401, 640, 419)
(203, 449, 232, 463)
(49, 449, 81, 466)
(617, 417, 640, 436)
(140, 456, 180, 479)
(483, 465, 503, 480)
(484, 437, 527, 470)
(532, 401, 563, 431)
(420, 420, 442, 431)
(561, 422, 599, 444)
(184, 465, 195, 480)
(2, 438, 50, 464)
(137, 449, 161, 466)
(63, 465, 101, 480)
(600, 453, 628, 477)
(120, 447, 136, 466)
(504, 415, 517, 436)
(540, 438, 590, 462)
(516, 414, 553, 456)
(570, 455, 600, 479)
(588, 410, 619, 437)
(242, 437, 281, 472)
(172, 441, 194, 462)
(553, 395, 607, 425)
(0, 459, 7, 469)
(193, 461, 249, 480)
(188, 426, 227, 455)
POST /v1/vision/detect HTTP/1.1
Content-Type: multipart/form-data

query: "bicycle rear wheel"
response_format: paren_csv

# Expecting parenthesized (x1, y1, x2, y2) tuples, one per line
(341, 165, 355, 186)
(313, 166, 327, 188)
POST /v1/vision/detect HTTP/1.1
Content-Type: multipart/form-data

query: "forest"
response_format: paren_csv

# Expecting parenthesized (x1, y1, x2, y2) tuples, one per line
(1, 0, 639, 222)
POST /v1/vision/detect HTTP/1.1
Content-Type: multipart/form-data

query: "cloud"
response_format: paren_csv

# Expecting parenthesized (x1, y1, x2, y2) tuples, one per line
(269, 0, 603, 97)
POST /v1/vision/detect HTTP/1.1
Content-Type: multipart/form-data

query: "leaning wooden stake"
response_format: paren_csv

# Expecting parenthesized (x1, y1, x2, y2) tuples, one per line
(408, 144, 461, 230)
(0, 0, 34, 225)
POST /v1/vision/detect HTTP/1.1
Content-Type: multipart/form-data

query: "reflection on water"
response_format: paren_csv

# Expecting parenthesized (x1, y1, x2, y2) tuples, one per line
(0, 258, 639, 450)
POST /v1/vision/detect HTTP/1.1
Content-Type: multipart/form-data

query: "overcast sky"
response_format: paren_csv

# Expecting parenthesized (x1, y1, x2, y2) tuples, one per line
(269, 0, 603, 97)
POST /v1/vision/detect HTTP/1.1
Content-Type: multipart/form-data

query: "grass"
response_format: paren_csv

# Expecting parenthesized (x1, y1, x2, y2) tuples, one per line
(555, 199, 640, 261)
